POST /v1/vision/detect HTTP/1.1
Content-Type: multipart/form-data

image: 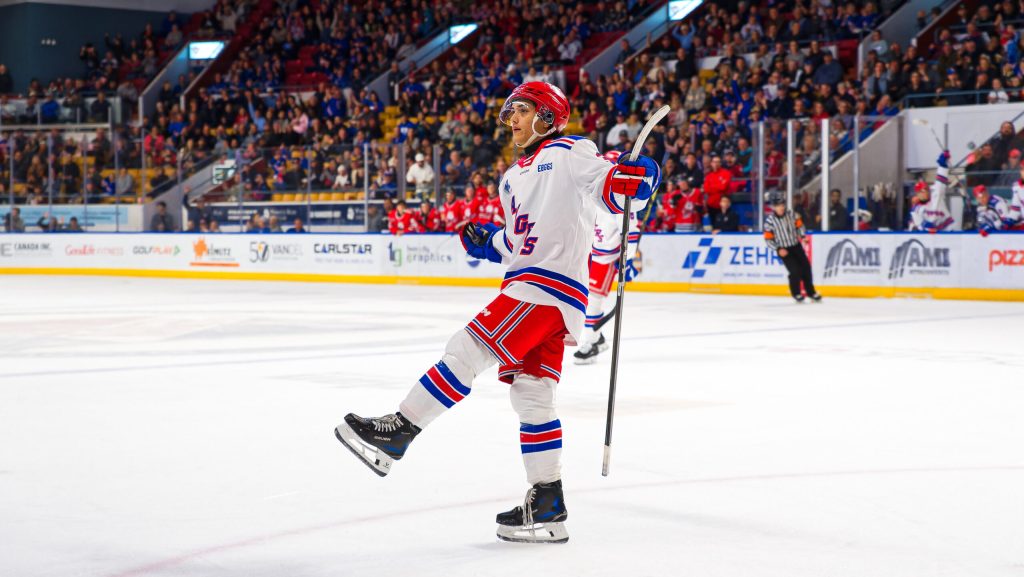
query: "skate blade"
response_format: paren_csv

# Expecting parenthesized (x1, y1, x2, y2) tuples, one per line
(496, 522, 569, 544)
(334, 422, 394, 477)
(572, 355, 597, 366)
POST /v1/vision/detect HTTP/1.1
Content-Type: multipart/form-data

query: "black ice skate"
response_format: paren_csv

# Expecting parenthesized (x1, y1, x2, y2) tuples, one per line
(793, 295, 806, 303)
(496, 480, 569, 544)
(809, 293, 823, 302)
(334, 412, 420, 477)
(572, 334, 608, 365)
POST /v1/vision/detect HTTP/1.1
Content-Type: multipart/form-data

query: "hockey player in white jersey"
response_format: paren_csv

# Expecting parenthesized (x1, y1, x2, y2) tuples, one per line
(909, 151, 956, 232)
(574, 149, 641, 365)
(972, 184, 1013, 234)
(1008, 167, 1024, 229)
(334, 81, 660, 544)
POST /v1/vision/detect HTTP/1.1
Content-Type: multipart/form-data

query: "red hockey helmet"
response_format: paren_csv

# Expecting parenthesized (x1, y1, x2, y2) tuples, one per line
(914, 181, 929, 194)
(498, 81, 570, 134)
(973, 184, 988, 198)
(602, 150, 622, 163)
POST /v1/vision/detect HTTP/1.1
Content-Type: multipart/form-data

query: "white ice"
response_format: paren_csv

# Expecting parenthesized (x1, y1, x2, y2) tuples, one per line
(0, 276, 1022, 577)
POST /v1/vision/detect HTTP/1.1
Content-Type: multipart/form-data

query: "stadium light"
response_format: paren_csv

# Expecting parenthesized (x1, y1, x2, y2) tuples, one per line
(449, 24, 478, 46)
(188, 41, 225, 60)
(668, 0, 702, 21)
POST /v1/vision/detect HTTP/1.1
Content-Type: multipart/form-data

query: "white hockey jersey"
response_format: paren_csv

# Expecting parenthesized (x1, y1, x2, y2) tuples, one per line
(487, 135, 650, 343)
(910, 166, 956, 231)
(976, 194, 1012, 231)
(591, 210, 640, 265)
(1009, 179, 1024, 225)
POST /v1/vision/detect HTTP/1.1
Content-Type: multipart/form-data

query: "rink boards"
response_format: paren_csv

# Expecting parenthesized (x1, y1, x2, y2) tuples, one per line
(0, 232, 1022, 301)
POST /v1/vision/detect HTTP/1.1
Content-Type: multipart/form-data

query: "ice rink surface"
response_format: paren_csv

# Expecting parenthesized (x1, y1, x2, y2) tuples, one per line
(1, 276, 1022, 577)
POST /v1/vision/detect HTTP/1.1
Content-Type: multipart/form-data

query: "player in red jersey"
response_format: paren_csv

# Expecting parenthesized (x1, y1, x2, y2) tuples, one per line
(485, 182, 505, 226)
(388, 200, 415, 235)
(412, 200, 442, 233)
(441, 189, 465, 233)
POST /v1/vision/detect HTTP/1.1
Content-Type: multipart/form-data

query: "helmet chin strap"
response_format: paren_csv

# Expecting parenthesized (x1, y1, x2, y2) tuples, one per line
(518, 116, 555, 148)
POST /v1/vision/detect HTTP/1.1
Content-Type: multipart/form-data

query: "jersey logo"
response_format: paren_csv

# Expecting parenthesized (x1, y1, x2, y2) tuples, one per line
(537, 162, 553, 173)
(480, 307, 492, 317)
(510, 195, 538, 255)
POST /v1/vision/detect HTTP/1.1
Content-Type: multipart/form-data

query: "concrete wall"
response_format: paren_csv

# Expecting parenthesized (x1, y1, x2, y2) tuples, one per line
(0, 3, 171, 93)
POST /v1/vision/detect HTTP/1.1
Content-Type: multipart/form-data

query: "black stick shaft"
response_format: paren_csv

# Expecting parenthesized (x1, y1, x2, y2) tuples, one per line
(602, 195, 632, 476)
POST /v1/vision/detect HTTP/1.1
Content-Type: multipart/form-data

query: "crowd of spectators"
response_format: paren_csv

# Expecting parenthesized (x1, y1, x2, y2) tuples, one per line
(567, 0, 1024, 232)
(4, 0, 1024, 235)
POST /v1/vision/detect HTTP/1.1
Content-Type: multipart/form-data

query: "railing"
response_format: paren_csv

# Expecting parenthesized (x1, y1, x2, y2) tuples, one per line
(0, 95, 128, 126)
(902, 87, 1024, 108)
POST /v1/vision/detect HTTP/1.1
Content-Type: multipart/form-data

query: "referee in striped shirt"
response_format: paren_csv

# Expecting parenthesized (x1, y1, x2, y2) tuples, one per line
(764, 191, 821, 303)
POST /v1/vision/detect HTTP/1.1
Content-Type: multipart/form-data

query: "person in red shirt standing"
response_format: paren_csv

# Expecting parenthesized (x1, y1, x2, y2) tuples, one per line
(485, 181, 505, 226)
(473, 183, 492, 225)
(388, 200, 415, 235)
(441, 189, 465, 233)
(702, 154, 733, 220)
(674, 180, 703, 232)
(659, 196, 681, 231)
(412, 200, 441, 233)
(459, 188, 478, 229)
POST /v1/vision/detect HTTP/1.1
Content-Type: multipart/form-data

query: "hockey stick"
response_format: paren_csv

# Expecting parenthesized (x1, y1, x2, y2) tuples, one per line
(911, 118, 945, 151)
(603, 104, 670, 477)
(592, 302, 619, 332)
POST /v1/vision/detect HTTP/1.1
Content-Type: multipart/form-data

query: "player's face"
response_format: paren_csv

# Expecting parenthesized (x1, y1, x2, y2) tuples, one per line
(772, 204, 786, 215)
(507, 101, 539, 147)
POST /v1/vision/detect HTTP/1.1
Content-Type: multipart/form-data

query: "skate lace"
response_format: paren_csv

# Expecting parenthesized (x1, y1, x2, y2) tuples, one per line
(522, 487, 537, 526)
(372, 414, 403, 433)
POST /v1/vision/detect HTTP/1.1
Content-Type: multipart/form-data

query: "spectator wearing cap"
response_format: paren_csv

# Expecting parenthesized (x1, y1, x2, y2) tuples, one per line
(406, 152, 435, 200)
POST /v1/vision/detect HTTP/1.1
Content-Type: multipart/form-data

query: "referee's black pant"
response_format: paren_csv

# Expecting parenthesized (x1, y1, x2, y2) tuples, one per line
(779, 243, 816, 298)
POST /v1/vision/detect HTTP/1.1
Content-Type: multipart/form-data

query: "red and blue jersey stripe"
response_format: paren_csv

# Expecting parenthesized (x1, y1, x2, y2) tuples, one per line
(600, 165, 625, 214)
(584, 313, 603, 328)
(540, 135, 584, 152)
(520, 420, 562, 454)
(591, 245, 620, 257)
(502, 266, 589, 314)
(518, 135, 585, 167)
(418, 361, 471, 409)
(627, 232, 641, 243)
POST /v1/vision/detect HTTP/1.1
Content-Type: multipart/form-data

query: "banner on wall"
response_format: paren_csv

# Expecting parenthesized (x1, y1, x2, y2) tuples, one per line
(637, 233, 788, 284)
(1, 232, 1023, 296)
(811, 232, 1024, 290)
(0, 233, 505, 279)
